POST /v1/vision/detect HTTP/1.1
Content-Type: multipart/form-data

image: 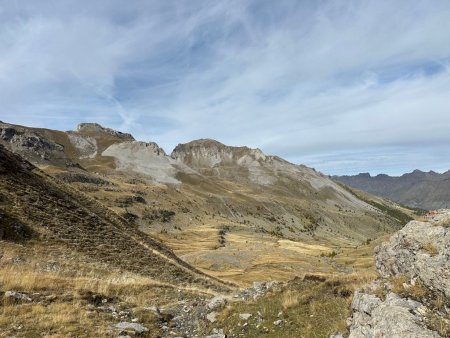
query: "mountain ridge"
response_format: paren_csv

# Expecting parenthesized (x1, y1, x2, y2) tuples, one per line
(0, 120, 411, 286)
(334, 170, 450, 210)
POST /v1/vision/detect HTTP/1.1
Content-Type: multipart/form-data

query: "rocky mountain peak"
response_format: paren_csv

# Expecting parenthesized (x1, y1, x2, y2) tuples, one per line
(171, 138, 267, 168)
(75, 123, 135, 141)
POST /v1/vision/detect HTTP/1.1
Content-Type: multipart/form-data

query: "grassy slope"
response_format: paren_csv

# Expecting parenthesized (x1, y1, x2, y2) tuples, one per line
(0, 145, 230, 292)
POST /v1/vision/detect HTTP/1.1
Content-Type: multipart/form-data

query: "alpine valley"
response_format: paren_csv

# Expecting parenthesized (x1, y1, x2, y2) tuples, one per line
(1, 121, 448, 337)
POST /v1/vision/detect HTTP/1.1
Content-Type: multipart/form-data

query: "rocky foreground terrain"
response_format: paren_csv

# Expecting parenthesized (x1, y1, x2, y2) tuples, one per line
(334, 171, 450, 210)
(346, 210, 450, 337)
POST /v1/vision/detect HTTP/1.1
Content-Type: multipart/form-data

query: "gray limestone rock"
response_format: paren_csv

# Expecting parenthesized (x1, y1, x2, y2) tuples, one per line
(347, 218, 449, 338)
(375, 220, 450, 298)
(4, 291, 32, 302)
(111, 322, 148, 334)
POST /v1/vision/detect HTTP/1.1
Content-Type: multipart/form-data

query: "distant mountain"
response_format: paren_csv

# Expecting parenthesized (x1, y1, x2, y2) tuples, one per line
(334, 170, 450, 210)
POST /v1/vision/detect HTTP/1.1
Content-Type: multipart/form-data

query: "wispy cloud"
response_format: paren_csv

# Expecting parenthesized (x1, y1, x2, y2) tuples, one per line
(0, 0, 449, 174)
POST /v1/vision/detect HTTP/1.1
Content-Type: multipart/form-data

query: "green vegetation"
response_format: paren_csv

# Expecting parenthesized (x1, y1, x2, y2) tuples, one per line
(269, 225, 284, 238)
(143, 209, 176, 223)
(121, 211, 139, 223)
(412, 208, 428, 216)
(336, 182, 413, 225)
(320, 250, 337, 258)
(396, 203, 428, 216)
(365, 200, 412, 225)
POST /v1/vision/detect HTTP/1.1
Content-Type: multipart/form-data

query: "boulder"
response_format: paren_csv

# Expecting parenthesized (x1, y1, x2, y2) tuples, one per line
(207, 296, 227, 310)
(375, 220, 450, 298)
(111, 322, 148, 334)
(206, 312, 218, 323)
(348, 293, 441, 338)
(206, 328, 225, 338)
(239, 313, 252, 320)
(347, 218, 449, 338)
(4, 291, 32, 302)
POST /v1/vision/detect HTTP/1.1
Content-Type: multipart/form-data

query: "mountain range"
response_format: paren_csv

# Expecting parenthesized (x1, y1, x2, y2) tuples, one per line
(0, 121, 417, 336)
(334, 170, 450, 210)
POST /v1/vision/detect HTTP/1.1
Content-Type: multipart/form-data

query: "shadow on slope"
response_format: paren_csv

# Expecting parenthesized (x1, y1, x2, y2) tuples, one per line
(0, 145, 231, 293)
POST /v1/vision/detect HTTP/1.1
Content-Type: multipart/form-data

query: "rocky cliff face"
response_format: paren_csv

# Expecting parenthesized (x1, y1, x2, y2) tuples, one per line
(75, 123, 135, 141)
(346, 212, 450, 337)
(171, 139, 267, 168)
(0, 121, 136, 168)
(0, 122, 67, 164)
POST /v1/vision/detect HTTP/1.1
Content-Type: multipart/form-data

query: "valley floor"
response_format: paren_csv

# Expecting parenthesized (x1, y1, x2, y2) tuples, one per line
(0, 226, 384, 337)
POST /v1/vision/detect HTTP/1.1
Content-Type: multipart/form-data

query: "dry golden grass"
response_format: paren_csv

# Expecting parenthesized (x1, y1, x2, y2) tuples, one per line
(426, 312, 450, 337)
(0, 242, 220, 337)
(152, 218, 382, 289)
(0, 301, 125, 337)
(421, 242, 439, 256)
(391, 275, 428, 300)
(0, 269, 158, 337)
(281, 290, 300, 310)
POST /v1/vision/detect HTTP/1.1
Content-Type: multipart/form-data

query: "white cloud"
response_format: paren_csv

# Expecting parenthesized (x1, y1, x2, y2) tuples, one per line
(0, 0, 449, 174)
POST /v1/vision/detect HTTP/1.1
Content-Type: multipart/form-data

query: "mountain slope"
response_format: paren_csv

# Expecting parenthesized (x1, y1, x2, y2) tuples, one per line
(0, 144, 230, 292)
(334, 170, 450, 210)
(170, 138, 403, 240)
(0, 121, 411, 285)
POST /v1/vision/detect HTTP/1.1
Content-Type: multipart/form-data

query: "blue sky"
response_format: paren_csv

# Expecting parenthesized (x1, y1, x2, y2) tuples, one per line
(1, 0, 450, 175)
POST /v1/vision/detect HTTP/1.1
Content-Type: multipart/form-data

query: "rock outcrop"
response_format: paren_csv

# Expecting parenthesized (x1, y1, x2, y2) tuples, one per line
(171, 139, 267, 168)
(375, 219, 450, 299)
(0, 123, 66, 162)
(346, 212, 450, 337)
(349, 291, 441, 338)
(75, 123, 135, 141)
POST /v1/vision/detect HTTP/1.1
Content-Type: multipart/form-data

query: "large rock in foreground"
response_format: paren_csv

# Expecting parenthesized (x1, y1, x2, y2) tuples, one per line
(349, 291, 441, 338)
(375, 219, 450, 298)
(346, 212, 450, 338)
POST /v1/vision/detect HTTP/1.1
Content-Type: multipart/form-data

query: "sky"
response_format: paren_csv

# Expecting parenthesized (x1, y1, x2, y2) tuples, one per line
(1, 0, 450, 175)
